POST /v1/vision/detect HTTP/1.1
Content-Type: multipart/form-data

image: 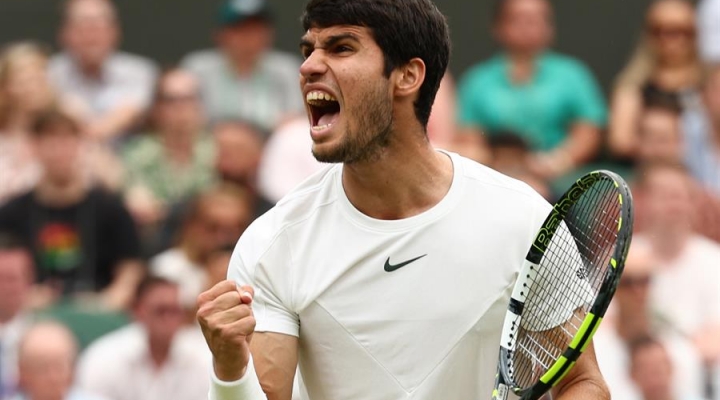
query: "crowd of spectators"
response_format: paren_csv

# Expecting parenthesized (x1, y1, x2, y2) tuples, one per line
(0, 0, 718, 399)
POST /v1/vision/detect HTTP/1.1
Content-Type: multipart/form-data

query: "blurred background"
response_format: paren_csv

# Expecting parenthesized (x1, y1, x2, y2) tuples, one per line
(0, 0, 718, 400)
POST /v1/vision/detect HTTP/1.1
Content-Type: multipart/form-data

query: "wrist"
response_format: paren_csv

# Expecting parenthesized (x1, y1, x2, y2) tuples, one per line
(213, 358, 248, 382)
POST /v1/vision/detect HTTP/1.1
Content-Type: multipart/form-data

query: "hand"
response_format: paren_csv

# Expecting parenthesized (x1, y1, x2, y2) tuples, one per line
(197, 280, 256, 381)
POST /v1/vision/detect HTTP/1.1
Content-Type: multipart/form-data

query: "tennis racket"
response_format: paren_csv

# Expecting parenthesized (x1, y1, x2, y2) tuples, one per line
(491, 170, 634, 400)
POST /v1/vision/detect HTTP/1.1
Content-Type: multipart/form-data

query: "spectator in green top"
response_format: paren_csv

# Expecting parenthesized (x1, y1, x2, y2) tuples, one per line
(122, 68, 215, 232)
(457, 0, 606, 179)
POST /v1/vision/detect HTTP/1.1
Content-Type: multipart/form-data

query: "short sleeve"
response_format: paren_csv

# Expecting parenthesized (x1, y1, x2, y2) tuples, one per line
(567, 63, 607, 128)
(228, 231, 300, 337)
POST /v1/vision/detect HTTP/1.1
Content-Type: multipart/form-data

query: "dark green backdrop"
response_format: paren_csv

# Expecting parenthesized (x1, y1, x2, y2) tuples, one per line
(0, 0, 693, 95)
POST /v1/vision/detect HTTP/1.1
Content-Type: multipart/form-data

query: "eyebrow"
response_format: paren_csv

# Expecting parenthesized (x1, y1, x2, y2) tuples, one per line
(299, 32, 361, 51)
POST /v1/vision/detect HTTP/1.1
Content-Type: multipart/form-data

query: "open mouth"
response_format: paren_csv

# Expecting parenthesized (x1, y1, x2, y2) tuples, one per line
(306, 90, 340, 131)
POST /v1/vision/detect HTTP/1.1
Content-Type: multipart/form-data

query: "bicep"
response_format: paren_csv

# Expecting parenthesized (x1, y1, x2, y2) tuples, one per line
(251, 332, 299, 400)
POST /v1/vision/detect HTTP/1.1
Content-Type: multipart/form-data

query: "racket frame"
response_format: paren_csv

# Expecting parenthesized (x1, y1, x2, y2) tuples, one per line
(492, 170, 633, 400)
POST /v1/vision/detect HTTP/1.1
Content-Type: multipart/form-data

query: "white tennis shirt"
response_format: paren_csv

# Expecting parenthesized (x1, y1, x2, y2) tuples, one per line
(229, 152, 551, 399)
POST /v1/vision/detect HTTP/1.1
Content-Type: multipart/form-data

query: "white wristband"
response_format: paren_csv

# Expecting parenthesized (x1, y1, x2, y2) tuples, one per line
(209, 355, 268, 400)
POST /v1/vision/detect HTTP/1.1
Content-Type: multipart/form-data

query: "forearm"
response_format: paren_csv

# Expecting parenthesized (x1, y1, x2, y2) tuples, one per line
(101, 260, 145, 310)
(552, 377, 610, 400)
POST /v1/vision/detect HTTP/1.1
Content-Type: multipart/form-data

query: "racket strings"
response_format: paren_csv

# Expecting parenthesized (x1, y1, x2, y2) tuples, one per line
(510, 178, 622, 388)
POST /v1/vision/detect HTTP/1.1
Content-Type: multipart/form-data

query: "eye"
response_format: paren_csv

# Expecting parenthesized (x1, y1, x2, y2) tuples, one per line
(333, 45, 353, 54)
(301, 48, 313, 60)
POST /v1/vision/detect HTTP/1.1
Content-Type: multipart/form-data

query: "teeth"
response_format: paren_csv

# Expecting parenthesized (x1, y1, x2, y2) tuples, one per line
(306, 90, 337, 103)
(312, 123, 333, 131)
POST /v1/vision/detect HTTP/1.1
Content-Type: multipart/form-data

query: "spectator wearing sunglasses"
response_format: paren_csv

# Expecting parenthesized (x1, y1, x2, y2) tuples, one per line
(76, 276, 211, 400)
(593, 239, 705, 400)
(609, 0, 702, 162)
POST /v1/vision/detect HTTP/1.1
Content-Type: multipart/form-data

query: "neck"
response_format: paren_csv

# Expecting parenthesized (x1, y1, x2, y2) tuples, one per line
(35, 175, 87, 207)
(342, 128, 453, 220)
(654, 62, 698, 89)
(180, 240, 205, 265)
(5, 110, 34, 134)
(229, 55, 259, 77)
(507, 51, 538, 83)
(0, 310, 18, 325)
(161, 130, 195, 163)
(647, 227, 689, 260)
(645, 393, 673, 400)
(616, 309, 650, 342)
(148, 337, 172, 368)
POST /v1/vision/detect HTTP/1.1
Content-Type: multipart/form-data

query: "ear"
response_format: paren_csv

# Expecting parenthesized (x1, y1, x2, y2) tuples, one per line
(393, 58, 426, 98)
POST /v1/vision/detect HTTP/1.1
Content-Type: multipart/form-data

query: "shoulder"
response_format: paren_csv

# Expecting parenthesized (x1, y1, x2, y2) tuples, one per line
(261, 50, 303, 70)
(111, 52, 157, 73)
(235, 164, 338, 261)
(459, 56, 504, 86)
(542, 52, 596, 79)
(81, 324, 143, 362)
(690, 235, 720, 257)
(123, 135, 162, 161)
(181, 49, 224, 72)
(48, 52, 71, 72)
(0, 190, 34, 211)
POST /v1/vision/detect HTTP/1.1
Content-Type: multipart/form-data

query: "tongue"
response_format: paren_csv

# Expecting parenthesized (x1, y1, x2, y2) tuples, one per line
(318, 111, 338, 126)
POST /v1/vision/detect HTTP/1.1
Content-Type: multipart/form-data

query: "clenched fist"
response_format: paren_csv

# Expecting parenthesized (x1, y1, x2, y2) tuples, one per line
(197, 280, 256, 381)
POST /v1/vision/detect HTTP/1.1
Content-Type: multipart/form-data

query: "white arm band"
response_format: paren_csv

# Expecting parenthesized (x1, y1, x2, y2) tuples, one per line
(209, 356, 268, 400)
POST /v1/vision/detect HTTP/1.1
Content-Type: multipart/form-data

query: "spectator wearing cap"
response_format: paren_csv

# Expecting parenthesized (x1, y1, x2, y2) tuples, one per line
(181, 0, 304, 134)
(12, 321, 106, 400)
(76, 276, 210, 400)
(0, 109, 143, 311)
(457, 0, 606, 178)
(49, 0, 158, 143)
(122, 68, 215, 242)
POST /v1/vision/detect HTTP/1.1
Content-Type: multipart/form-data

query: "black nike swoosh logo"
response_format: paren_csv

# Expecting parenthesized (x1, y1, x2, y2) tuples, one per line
(384, 254, 427, 272)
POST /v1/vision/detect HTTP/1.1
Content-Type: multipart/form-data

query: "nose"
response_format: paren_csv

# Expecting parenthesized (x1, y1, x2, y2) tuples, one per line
(300, 50, 328, 81)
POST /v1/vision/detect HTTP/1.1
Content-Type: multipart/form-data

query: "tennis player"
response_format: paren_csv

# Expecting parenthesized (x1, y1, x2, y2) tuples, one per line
(197, 0, 611, 399)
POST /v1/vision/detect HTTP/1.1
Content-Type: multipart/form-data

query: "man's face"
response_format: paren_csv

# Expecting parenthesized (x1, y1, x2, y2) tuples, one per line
(631, 344, 674, 399)
(300, 25, 394, 164)
(214, 124, 263, 185)
(33, 128, 81, 185)
(61, 0, 119, 69)
(644, 168, 694, 230)
(646, 0, 696, 66)
(154, 71, 204, 135)
(637, 109, 683, 163)
(135, 284, 184, 342)
(495, 0, 553, 55)
(192, 198, 251, 256)
(0, 250, 33, 321)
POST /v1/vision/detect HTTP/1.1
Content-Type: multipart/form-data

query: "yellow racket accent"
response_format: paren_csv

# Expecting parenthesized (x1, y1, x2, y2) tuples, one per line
(540, 356, 568, 384)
